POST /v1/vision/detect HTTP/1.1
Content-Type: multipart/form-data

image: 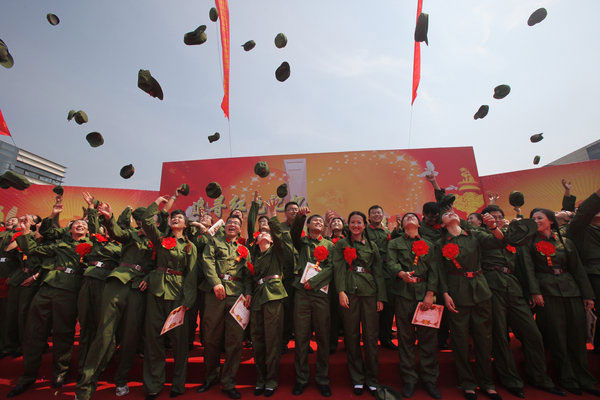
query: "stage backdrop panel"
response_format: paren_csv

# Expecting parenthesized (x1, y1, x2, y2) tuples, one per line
(480, 159, 600, 218)
(160, 147, 486, 227)
(0, 184, 158, 227)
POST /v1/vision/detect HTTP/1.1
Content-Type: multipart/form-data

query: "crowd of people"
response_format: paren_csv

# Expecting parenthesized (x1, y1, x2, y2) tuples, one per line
(0, 174, 599, 400)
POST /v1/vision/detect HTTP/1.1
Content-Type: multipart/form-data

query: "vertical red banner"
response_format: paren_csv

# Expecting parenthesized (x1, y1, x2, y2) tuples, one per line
(0, 107, 11, 137)
(411, 0, 423, 105)
(216, 0, 230, 119)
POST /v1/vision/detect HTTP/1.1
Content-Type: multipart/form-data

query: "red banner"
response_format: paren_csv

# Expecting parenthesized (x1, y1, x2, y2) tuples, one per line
(411, 0, 423, 105)
(216, 0, 230, 119)
(0, 107, 11, 137)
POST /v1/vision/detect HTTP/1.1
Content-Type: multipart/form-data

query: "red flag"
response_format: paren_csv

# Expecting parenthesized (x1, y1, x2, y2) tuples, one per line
(0, 107, 11, 137)
(411, 0, 423, 105)
(216, 0, 230, 119)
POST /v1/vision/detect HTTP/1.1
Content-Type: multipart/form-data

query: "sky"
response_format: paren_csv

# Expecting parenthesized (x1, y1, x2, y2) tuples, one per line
(1, 0, 598, 191)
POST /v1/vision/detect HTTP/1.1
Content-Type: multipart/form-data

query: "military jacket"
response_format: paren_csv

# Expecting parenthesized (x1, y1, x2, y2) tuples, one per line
(566, 193, 600, 275)
(278, 219, 298, 279)
(7, 232, 43, 287)
(83, 208, 122, 281)
(366, 224, 391, 262)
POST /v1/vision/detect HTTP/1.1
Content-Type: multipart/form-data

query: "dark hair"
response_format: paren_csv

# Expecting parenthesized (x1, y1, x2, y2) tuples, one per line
(226, 215, 243, 225)
(468, 213, 484, 225)
(530, 207, 569, 256)
(481, 205, 504, 217)
(307, 214, 323, 225)
(368, 205, 383, 215)
(422, 202, 439, 215)
(229, 209, 244, 219)
(330, 217, 344, 227)
(344, 211, 373, 251)
(284, 201, 299, 211)
(167, 210, 193, 252)
(170, 209, 186, 219)
(257, 215, 269, 224)
(401, 212, 421, 228)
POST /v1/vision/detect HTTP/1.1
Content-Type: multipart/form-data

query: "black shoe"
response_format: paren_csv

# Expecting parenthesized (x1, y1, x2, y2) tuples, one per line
(170, 390, 184, 397)
(537, 386, 565, 396)
(353, 386, 364, 395)
(196, 381, 215, 393)
(145, 394, 158, 400)
(329, 347, 337, 355)
(463, 391, 478, 400)
(264, 388, 276, 397)
(439, 343, 450, 351)
(380, 339, 398, 350)
(307, 346, 314, 354)
(482, 390, 502, 400)
(583, 388, 600, 397)
(505, 387, 524, 398)
(317, 384, 332, 397)
(402, 382, 416, 398)
(367, 387, 377, 397)
(53, 375, 66, 388)
(254, 387, 264, 396)
(423, 382, 442, 399)
(11, 351, 22, 358)
(222, 388, 242, 399)
(281, 344, 289, 354)
(563, 387, 582, 395)
(6, 384, 31, 398)
(293, 382, 307, 395)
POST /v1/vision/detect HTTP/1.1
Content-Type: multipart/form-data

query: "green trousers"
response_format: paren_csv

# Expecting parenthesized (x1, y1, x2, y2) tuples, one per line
(75, 279, 146, 400)
(202, 293, 245, 390)
(143, 294, 189, 395)
(282, 278, 295, 346)
(491, 290, 554, 389)
(19, 285, 78, 386)
(77, 277, 105, 375)
(4, 284, 38, 353)
(188, 289, 205, 346)
(251, 299, 284, 389)
(448, 298, 494, 391)
(378, 280, 395, 343)
(340, 294, 379, 387)
(294, 289, 330, 385)
(328, 280, 342, 351)
(394, 296, 438, 385)
(589, 274, 600, 351)
(535, 295, 597, 390)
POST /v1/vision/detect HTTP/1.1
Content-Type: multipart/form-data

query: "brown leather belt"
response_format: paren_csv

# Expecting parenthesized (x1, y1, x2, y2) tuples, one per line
(119, 262, 147, 273)
(256, 274, 281, 285)
(542, 268, 567, 275)
(219, 273, 241, 282)
(350, 266, 371, 273)
(483, 265, 513, 274)
(449, 269, 482, 279)
(55, 266, 83, 275)
(89, 261, 115, 270)
(158, 267, 183, 276)
(21, 267, 35, 275)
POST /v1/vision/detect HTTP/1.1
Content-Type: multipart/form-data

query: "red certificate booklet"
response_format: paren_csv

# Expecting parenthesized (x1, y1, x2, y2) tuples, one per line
(161, 306, 185, 335)
(411, 303, 444, 329)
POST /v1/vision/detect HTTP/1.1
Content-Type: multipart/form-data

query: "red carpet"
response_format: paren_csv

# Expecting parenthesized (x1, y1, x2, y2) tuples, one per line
(1, 332, 599, 399)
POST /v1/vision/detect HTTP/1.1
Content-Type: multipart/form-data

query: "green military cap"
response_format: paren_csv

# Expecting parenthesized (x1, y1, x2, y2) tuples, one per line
(73, 110, 88, 125)
(138, 69, 164, 100)
(530, 133, 543, 143)
(0, 39, 14, 69)
(184, 25, 207, 46)
(53, 185, 64, 196)
(493, 84, 511, 99)
(508, 191, 525, 207)
(414, 12, 429, 45)
(67, 110, 76, 121)
(374, 385, 403, 400)
(208, 132, 220, 143)
(276, 183, 288, 198)
(275, 61, 290, 82)
(179, 183, 190, 196)
(254, 161, 270, 178)
(274, 33, 287, 49)
(438, 193, 456, 212)
(120, 164, 135, 179)
(474, 105, 489, 120)
(209, 7, 219, 22)
(47, 13, 60, 26)
(505, 218, 537, 246)
(533, 155, 541, 165)
(528, 8, 547, 26)
(132, 206, 146, 222)
(117, 206, 132, 229)
(86, 132, 104, 147)
(0, 170, 31, 191)
(242, 40, 256, 52)
(206, 182, 222, 199)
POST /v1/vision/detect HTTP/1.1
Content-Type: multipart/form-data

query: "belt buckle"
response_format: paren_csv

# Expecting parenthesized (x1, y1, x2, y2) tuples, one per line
(223, 274, 232, 281)
(465, 271, 474, 278)
(96, 261, 104, 268)
(0, 257, 6, 262)
(65, 267, 73, 274)
(551, 269, 561, 275)
(257, 278, 264, 285)
(356, 266, 365, 273)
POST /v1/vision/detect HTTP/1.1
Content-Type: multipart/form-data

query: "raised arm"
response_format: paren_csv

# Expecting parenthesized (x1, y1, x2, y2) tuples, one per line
(141, 196, 170, 249)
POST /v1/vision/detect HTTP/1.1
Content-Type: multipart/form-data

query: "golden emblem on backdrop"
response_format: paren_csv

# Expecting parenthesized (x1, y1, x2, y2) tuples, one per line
(453, 168, 484, 214)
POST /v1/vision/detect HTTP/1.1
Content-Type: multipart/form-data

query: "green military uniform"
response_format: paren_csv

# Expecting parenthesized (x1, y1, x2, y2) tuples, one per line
(15, 230, 92, 386)
(188, 231, 211, 347)
(387, 234, 439, 386)
(141, 203, 197, 396)
(565, 192, 600, 351)
(524, 232, 597, 390)
(75, 213, 156, 400)
(438, 228, 504, 391)
(77, 208, 122, 375)
(0, 229, 19, 355)
(201, 231, 252, 390)
(367, 224, 395, 348)
(291, 214, 335, 387)
(480, 233, 556, 390)
(325, 235, 344, 352)
(250, 216, 288, 390)
(333, 236, 386, 388)
(278, 218, 297, 348)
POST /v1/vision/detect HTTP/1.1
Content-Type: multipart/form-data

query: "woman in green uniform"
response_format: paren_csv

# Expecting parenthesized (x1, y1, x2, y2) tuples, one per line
(333, 211, 386, 395)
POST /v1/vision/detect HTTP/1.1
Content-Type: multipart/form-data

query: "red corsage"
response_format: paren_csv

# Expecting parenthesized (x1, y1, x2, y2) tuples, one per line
(432, 224, 442, 230)
(332, 238, 339, 245)
(75, 242, 92, 262)
(313, 245, 329, 270)
(161, 237, 177, 250)
(535, 241, 556, 267)
(343, 247, 357, 267)
(253, 231, 260, 239)
(505, 245, 516, 254)
(238, 237, 247, 246)
(91, 233, 108, 243)
(246, 261, 255, 276)
(236, 245, 249, 262)
(387, 233, 392, 241)
(0, 227, 5, 232)
(442, 243, 462, 269)
(10, 231, 23, 242)
(412, 240, 430, 266)
(301, 231, 306, 238)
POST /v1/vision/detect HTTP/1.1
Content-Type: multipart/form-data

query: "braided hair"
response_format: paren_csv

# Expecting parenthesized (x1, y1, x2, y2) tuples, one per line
(530, 208, 570, 266)
(344, 211, 374, 251)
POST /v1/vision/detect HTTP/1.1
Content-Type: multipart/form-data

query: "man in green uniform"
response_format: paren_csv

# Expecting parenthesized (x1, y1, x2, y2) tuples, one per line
(196, 214, 252, 399)
(7, 216, 92, 397)
(387, 213, 441, 399)
(279, 201, 299, 352)
(75, 202, 156, 400)
(480, 205, 564, 398)
(0, 217, 19, 358)
(291, 207, 335, 397)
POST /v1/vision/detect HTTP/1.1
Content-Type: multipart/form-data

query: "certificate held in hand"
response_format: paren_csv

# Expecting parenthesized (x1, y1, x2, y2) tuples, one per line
(161, 306, 186, 335)
(300, 262, 328, 294)
(229, 294, 250, 330)
(411, 303, 444, 329)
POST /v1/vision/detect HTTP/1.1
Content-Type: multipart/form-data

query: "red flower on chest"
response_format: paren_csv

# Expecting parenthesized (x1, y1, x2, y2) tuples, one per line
(91, 233, 108, 243)
(535, 241, 556, 257)
(343, 247, 357, 267)
(161, 237, 177, 250)
(75, 242, 92, 257)
(505, 245, 516, 254)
